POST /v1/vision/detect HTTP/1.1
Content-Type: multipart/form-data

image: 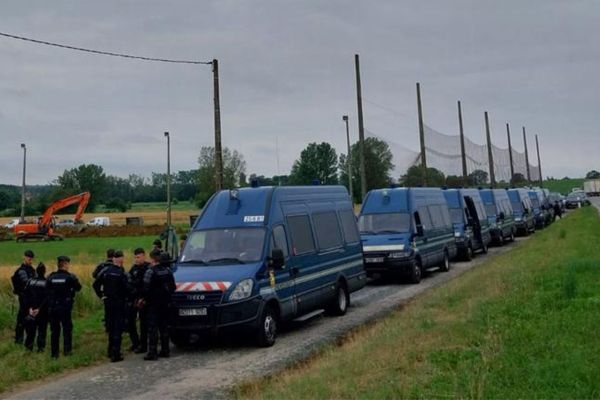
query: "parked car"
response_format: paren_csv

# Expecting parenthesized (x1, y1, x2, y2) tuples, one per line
(507, 189, 536, 235)
(565, 192, 589, 209)
(56, 218, 75, 227)
(3, 218, 20, 229)
(87, 217, 110, 226)
(170, 185, 366, 347)
(359, 187, 457, 283)
(479, 189, 516, 245)
(443, 188, 492, 261)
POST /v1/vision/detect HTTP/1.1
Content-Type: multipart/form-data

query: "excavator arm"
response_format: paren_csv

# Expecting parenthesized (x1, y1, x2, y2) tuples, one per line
(39, 192, 91, 228)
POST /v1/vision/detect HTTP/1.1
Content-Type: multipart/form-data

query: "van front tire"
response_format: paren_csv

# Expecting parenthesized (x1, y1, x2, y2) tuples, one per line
(440, 250, 450, 272)
(409, 259, 422, 284)
(256, 305, 277, 347)
(326, 283, 349, 316)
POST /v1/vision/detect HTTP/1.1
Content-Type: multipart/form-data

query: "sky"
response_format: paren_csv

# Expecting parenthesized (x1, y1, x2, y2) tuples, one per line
(0, 0, 598, 185)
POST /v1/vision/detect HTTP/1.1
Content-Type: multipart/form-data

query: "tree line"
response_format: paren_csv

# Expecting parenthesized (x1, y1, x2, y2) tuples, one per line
(1, 140, 598, 217)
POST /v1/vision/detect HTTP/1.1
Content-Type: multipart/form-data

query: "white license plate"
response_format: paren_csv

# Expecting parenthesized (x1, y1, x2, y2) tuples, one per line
(179, 308, 207, 317)
(365, 257, 384, 263)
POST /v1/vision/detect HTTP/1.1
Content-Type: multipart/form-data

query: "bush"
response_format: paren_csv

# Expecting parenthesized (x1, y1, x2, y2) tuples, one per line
(103, 198, 130, 212)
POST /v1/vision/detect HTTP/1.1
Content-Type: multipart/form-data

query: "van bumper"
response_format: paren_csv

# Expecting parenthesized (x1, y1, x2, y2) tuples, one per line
(169, 296, 262, 334)
(363, 252, 414, 274)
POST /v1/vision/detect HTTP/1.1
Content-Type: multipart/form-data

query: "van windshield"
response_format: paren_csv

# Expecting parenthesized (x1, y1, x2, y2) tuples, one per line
(358, 213, 410, 234)
(511, 201, 523, 213)
(484, 203, 497, 217)
(449, 208, 464, 224)
(179, 228, 266, 265)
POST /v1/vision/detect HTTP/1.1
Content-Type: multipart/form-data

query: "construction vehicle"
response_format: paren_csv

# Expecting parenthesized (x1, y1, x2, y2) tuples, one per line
(14, 192, 91, 241)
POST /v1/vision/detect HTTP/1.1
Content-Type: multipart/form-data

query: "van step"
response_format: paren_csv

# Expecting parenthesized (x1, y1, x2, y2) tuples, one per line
(293, 309, 325, 322)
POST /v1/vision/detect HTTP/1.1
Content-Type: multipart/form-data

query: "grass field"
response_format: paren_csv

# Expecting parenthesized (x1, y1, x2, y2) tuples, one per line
(237, 207, 600, 399)
(544, 178, 585, 194)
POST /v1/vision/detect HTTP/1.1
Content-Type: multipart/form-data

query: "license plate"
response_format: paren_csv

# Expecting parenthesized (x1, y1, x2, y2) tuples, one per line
(365, 257, 384, 263)
(179, 308, 207, 317)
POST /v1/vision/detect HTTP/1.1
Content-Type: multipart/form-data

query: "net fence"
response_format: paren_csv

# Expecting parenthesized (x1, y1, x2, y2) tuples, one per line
(365, 124, 540, 183)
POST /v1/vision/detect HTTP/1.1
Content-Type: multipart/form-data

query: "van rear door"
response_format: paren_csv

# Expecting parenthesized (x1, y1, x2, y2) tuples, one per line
(464, 196, 483, 247)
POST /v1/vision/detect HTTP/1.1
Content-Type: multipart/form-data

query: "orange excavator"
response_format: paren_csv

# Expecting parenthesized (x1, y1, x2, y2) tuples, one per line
(14, 192, 91, 242)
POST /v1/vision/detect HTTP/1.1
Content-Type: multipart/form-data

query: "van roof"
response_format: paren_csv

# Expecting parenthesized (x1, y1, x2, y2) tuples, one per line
(194, 185, 351, 230)
(360, 187, 446, 214)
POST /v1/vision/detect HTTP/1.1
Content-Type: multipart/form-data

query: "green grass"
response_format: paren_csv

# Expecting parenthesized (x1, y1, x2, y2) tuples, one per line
(237, 207, 600, 399)
(0, 235, 159, 268)
(544, 177, 585, 195)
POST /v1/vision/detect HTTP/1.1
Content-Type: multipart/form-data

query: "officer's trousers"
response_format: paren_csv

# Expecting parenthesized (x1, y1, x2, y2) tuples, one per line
(104, 300, 126, 357)
(25, 313, 48, 351)
(147, 303, 169, 355)
(49, 303, 73, 357)
(128, 305, 148, 350)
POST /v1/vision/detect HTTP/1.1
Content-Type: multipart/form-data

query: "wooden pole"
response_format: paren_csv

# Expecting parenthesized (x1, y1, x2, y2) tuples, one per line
(213, 59, 224, 191)
(417, 82, 427, 186)
(458, 100, 468, 183)
(506, 123, 515, 185)
(355, 54, 367, 199)
(535, 134, 543, 187)
(522, 126, 531, 184)
(485, 111, 496, 188)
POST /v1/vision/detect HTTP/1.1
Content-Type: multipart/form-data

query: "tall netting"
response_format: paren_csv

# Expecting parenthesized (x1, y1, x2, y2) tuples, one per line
(376, 124, 540, 183)
(364, 124, 540, 183)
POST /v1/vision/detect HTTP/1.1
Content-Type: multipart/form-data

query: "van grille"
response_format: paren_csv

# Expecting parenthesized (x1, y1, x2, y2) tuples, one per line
(172, 290, 223, 306)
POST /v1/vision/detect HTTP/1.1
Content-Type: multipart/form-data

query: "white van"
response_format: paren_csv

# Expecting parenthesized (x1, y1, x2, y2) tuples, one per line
(88, 217, 110, 226)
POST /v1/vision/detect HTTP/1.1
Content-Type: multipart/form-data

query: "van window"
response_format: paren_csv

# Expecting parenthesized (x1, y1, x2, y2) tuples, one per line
(359, 213, 411, 234)
(179, 228, 266, 264)
(440, 206, 452, 227)
(287, 215, 316, 255)
(427, 205, 445, 229)
(313, 212, 343, 250)
(484, 203, 496, 217)
(449, 208, 464, 224)
(339, 209, 360, 244)
(417, 207, 432, 229)
(270, 225, 289, 258)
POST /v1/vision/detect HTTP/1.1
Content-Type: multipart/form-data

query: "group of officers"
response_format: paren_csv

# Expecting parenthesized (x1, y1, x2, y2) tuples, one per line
(12, 239, 176, 362)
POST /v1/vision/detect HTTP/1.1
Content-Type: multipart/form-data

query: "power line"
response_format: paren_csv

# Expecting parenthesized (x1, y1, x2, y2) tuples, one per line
(0, 31, 212, 65)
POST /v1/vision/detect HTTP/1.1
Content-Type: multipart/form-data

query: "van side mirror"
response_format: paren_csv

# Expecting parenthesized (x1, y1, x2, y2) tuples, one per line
(269, 248, 285, 270)
(415, 224, 424, 237)
(499, 211, 505, 220)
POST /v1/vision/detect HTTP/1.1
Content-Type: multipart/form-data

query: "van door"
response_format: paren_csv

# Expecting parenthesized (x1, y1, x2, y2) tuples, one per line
(464, 196, 483, 248)
(267, 224, 298, 318)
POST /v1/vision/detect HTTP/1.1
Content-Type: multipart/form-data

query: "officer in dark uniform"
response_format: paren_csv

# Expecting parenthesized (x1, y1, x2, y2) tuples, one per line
(127, 248, 150, 353)
(93, 250, 129, 362)
(23, 263, 48, 352)
(92, 249, 115, 279)
(12, 250, 36, 344)
(47, 256, 82, 358)
(142, 250, 175, 361)
(152, 239, 162, 252)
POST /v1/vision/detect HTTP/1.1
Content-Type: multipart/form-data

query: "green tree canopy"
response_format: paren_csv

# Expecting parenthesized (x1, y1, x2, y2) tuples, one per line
(468, 169, 489, 186)
(399, 166, 445, 187)
(585, 170, 600, 179)
(56, 164, 107, 211)
(289, 142, 338, 185)
(339, 137, 394, 202)
(196, 146, 247, 207)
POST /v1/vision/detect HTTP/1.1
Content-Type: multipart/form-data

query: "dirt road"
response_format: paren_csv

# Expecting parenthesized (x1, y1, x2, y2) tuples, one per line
(5, 237, 526, 400)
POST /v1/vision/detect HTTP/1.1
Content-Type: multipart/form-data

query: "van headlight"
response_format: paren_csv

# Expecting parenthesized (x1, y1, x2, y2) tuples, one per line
(454, 232, 462, 238)
(388, 252, 407, 259)
(229, 279, 254, 301)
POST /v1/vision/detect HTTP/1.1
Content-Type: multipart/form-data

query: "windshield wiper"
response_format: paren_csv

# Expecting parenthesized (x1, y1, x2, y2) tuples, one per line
(207, 257, 246, 264)
(179, 259, 207, 265)
(374, 229, 405, 234)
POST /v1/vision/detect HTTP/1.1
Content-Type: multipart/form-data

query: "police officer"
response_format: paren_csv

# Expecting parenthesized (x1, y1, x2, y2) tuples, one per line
(93, 250, 129, 362)
(142, 250, 175, 361)
(47, 256, 81, 358)
(11, 250, 36, 344)
(152, 239, 162, 252)
(23, 263, 48, 352)
(127, 248, 150, 353)
(92, 249, 115, 279)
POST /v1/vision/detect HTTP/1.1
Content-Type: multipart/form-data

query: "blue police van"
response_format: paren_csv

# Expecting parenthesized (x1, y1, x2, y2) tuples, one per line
(358, 188, 457, 283)
(528, 190, 549, 229)
(170, 185, 366, 347)
(479, 189, 516, 245)
(443, 188, 492, 260)
(507, 188, 535, 235)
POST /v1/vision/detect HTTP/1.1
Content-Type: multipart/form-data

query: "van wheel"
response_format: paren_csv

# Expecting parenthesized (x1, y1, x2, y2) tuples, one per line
(498, 235, 504, 246)
(409, 259, 422, 284)
(326, 283, 349, 316)
(255, 305, 277, 347)
(509, 230, 515, 242)
(170, 331, 190, 348)
(440, 250, 450, 272)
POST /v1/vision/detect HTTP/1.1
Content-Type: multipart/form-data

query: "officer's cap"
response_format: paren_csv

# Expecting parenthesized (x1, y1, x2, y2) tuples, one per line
(57, 255, 71, 263)
(24, 250, 35, 258)
(113, 250, 124, 258)
(106, 248, 115, 258)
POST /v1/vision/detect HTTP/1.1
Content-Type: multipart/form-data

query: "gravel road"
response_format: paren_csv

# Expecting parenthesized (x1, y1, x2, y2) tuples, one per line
(6, 239, 526, 400)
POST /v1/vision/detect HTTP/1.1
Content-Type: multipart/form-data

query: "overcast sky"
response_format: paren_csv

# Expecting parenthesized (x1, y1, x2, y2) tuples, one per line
(1, 0, 598, 185)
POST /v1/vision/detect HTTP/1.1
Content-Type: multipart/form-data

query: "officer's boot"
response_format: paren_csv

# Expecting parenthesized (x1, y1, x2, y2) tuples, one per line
(144, 344, 158, 361)
(110, 347, 124, 362)
(158, 334, 170, 358)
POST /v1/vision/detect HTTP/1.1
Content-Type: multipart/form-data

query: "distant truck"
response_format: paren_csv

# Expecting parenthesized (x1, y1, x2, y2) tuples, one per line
(583, 179, 600, 196)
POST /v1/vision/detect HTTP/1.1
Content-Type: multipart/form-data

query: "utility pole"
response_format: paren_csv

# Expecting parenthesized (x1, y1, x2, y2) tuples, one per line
(164, 132, 172, 227)
(506, 123, 515, 185)
(20, 143, 26, 223)
(416, 82, 427, 186)
(484, 111, 496, 188)
(342, 115, 353, 200)
(535, 134, 543, 187)
(457, 100, 468, 184)
(354, 54, 367, 200)
(213, 59, 224, 191)
(522, 126, 531, 184)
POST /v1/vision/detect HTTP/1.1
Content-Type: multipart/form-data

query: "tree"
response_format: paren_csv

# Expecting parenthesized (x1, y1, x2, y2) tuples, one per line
(196, 147, 247, 207)
(585, 170, 600, 179)
(289, 142, 338, 185)
(467, 169, 489, 186)
(56, 164, 107, 211)
(511, 173, 527, 187)
(445, 175, 464, 188)
(339, 137, 394, 202)
(399, 166, 446, 187)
